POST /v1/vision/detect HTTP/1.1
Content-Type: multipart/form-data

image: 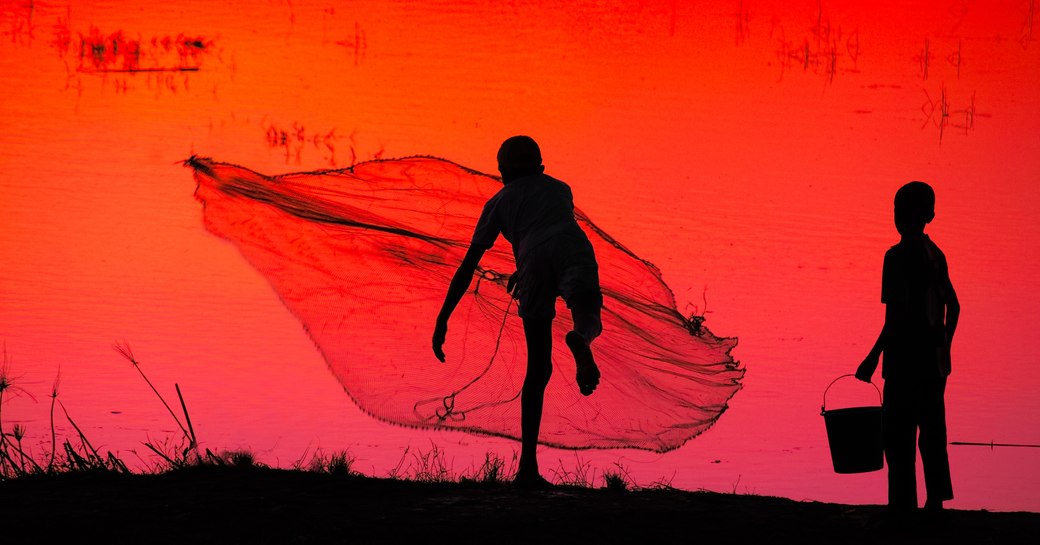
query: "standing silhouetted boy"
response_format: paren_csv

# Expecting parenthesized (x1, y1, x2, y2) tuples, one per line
(857, 181, 960, 511)
(432, 135, 603, 488)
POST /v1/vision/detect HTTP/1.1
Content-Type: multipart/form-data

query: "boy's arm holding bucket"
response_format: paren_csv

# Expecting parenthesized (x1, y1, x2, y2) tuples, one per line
(857, 301, 897, 382)
(858, 249, 898, 383)
(856, 324, 886, 382)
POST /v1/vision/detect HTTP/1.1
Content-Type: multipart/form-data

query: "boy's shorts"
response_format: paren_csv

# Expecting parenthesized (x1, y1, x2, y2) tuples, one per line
(513, 232, 601, 321)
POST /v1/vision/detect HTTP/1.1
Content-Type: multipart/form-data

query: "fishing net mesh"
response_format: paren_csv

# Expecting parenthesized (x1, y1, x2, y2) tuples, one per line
(187, 156, 743, 452)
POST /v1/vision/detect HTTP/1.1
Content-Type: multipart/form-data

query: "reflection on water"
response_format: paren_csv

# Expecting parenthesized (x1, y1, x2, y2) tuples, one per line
(1, 0, 1038, 511)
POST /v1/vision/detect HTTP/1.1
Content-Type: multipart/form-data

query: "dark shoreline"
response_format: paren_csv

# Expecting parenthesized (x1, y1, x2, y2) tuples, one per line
(2, 466, 1037, 544)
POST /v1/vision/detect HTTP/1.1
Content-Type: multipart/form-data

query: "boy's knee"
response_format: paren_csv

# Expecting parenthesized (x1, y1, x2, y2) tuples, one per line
(565, 290, 603, 312)
(567, 291, 603, 343)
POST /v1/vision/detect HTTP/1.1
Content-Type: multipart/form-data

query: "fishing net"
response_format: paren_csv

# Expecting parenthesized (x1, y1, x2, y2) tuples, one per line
(186, 156, 743, 452)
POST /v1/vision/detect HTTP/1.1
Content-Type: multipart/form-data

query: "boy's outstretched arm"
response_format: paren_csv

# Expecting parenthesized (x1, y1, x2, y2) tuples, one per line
(856, 305, 895, 382)
(432, 245, 487, 362)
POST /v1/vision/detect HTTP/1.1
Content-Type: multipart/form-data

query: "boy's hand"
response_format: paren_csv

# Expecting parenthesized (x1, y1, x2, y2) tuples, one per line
(856, 353, 879, 382)
(432, 319, 448, 362)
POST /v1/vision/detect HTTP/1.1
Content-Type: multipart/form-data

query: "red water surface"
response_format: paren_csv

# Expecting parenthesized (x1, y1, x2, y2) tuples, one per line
(1, 0, 1038, 511)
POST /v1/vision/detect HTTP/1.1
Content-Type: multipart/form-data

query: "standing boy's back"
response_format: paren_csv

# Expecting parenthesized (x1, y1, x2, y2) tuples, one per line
(881, 232, 953, 380)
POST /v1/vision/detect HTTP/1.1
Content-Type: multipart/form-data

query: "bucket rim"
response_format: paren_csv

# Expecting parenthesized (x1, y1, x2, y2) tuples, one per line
(821, 374, 882, 414)
(821, 405, 883, 416)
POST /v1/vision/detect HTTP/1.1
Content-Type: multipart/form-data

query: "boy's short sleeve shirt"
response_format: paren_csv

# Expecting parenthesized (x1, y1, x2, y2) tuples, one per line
(471, 193, 503, 249)
(881, 248, 898, 305)
(881, 235, 952, 378)
(469, 174, 579, 261)
(881, 236, 951, 309)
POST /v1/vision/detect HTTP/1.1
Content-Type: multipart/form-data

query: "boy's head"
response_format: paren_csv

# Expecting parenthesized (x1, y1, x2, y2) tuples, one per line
(894, 181, 936, 236)
(497, 135, 544, 183)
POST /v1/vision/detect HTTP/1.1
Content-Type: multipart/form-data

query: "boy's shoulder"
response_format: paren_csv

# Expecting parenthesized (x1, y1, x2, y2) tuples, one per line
(493, 173, 570, 198)
(887, 234, 945, 252)
(925, 235, 946, 253)
(919, 235, 948, 263)
(884, 236, 950, 280)
(543, 173, 567, 185)
(483, 185, 507, 207)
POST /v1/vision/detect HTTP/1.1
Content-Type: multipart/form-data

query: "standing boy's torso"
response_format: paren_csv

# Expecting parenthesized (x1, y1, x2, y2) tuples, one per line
(881, 234, 951, 379)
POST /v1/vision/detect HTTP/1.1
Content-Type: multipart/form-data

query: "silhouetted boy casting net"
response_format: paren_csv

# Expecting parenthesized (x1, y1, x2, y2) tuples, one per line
(186, 142, 743, 459)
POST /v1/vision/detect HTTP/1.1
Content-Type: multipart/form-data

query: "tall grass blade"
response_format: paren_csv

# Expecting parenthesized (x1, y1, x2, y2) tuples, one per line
(113, 342, 190, 441)
(175, 383, 197, 449)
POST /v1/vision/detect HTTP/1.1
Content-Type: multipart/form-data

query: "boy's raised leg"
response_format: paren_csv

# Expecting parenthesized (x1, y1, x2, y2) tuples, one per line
(568, 303, 602, 396)
(566, 332, 599, 396)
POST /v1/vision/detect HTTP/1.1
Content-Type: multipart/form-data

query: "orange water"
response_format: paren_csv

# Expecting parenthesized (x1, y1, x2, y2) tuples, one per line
(1, 0, 1038, 511)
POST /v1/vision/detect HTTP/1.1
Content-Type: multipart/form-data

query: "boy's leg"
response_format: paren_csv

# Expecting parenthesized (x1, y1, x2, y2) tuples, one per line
(569, 291, 603, 343)
(569, 300, 603, 344)
(883, 381, 918, 510)
(558, 233, 602, 397)
(919, 376, 953, 507)
(516, 316, 553, 484)
(566, 291, 602, 396)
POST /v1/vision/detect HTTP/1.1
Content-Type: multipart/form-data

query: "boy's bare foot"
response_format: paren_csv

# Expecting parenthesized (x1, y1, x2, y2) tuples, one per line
(512, 472, 553, 490)
(566, 331, 600, 396)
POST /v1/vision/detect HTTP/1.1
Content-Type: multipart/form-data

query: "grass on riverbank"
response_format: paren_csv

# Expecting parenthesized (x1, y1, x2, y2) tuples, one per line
(3, 344, 1039, 544)
(4, 461, 1039, 545)
(0, 343, 645, 491)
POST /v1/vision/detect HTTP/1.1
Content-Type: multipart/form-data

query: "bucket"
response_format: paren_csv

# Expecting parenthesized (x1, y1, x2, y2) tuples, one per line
(821, 374, 884, 474)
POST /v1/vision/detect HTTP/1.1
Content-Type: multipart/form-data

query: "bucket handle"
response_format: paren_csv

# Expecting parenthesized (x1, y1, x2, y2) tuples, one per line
(821, 374, 882, 414)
